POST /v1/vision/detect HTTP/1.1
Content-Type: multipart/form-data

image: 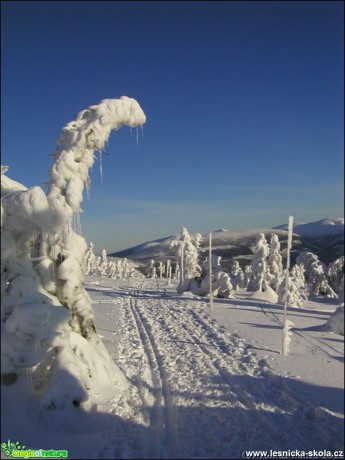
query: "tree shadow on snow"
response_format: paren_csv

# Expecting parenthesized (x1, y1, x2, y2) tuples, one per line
(3, 369, 344, 460)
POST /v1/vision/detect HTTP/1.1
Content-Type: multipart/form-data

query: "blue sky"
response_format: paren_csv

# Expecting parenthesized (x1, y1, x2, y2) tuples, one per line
(2, 1, 344, 253)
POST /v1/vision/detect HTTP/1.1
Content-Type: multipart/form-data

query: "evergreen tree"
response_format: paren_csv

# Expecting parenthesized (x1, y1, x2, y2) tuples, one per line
(268, 233, 283, 292)
(198, 254, 234, 298)
(170, 227, 201, 293)
(145, 259, 157, 278)
(230, 261, 245, 291)
(243, 265, 252, 288)
(296, 252, 337, 297)
(327, 256, 344, 296)
(85, 241, 98, 275)
(248, 233, 272, 292)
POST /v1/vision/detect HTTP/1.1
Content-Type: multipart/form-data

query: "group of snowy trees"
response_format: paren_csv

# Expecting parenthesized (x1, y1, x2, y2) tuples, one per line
(243, 232, 343, 307)
(168, 227, 236, 298)
(1, 96, 146, 412)
(166, 227, 344, 308)
(144, 259, 175, 280)
(84, 242, 143, 279)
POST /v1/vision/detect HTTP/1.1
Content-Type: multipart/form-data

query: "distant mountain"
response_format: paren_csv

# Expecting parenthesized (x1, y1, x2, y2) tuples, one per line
(110, 218, 344, 270)
(273, 218, 344, 237)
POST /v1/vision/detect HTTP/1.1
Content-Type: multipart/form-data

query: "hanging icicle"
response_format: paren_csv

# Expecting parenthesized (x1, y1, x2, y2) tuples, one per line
(99, 151, 103, 185)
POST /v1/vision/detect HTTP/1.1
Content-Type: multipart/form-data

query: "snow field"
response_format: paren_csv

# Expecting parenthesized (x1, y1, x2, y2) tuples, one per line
(88, 277, 344, 459)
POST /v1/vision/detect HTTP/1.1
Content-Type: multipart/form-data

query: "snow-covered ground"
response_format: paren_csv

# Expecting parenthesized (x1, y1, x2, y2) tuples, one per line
(1, 276, 344, 459)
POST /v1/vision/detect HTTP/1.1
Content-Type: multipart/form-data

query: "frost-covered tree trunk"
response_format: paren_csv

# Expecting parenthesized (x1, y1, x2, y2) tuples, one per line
(145, 259, 157, 278)
(1, 96, 146, 414)
(85, 241, 98, 275)
(282, 216, 294, 355)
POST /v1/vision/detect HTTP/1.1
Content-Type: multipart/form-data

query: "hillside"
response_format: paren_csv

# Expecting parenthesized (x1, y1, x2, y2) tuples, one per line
(110, 218, 344, 271)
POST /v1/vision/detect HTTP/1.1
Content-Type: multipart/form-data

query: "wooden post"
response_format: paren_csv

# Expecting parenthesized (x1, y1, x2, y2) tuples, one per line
(180, 241, 185, 285)
(209, 232, 214, 312)
(282, 216, 293, 355)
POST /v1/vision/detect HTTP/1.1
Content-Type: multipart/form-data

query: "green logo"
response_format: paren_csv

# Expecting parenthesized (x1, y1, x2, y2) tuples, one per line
(1, 440, 26, 457)
(1, 440, 68, 458)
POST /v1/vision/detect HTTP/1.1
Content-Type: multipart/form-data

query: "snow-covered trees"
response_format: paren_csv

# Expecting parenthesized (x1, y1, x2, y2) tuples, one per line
(268, 234, 283, 292)
(85, 241, 98, 275)
(196, 254, 235, 298)
(248, 233, 273, 293)
(145, 259, 157, 278)
(296, 252, 337, 298)
(170, 227, 202, 294)
(327, 256, 344, 300)
(230, 261, 245, 291)
(84, 242, 143, 279)
(278, 268, 306, 308)
(1, 96, 146, 413)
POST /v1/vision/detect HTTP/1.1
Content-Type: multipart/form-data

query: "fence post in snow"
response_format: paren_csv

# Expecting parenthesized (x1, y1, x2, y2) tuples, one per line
(282, 215, 294, 355)
(180, 241, 185, 285)
(209, 232, 214, 312)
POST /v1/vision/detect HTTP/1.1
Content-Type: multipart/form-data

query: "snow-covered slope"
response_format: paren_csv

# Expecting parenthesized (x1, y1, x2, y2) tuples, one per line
(274, 218, 344, 237)
(110, 218, 344, 269)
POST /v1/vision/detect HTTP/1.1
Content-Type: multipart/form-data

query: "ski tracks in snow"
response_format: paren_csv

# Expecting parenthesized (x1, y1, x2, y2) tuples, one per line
(95, 280, 344, 458)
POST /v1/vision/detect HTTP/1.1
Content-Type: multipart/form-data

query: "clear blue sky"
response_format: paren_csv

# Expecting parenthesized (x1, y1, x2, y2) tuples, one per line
(2, 1, 344, 253)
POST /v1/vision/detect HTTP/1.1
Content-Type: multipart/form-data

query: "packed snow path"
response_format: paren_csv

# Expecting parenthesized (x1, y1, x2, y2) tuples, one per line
(88, 279, 343, 459)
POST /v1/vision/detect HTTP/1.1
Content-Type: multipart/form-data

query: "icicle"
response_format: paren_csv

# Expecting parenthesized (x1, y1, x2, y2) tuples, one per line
(85, 176, 91, 200)
(72, 212, 82, 235)
(26, 367, 33, 390)
(140, 125, 144, 141)
(136, 127, 139, 145)
(99, 151, 103, 185)
(77, 212, 82, 235)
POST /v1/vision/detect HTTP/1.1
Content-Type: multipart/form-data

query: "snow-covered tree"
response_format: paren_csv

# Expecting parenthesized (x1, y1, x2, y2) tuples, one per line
(243, 265, 253, 288)
(145, 259, 157, 278)
(98, 248, 109, 276)
(174, 262, 180, 281)
(327, 256, 344, 297)
(230, 260, 245, 291)
(324, 303, 344, 336)
(248, 233, 273, 292)
(158, 261, 165, 279)
(166, 259, 172, 282)
(268, 233, 283, 292)
(1, 96, 146, 414)
(295, 251, 337, 297)
(85, 241, 98, 275)
(170, 227, 202, 293)
(195, 254, 235, 298)
(278, 267, 307, 308)
(295, 251, 321, 283)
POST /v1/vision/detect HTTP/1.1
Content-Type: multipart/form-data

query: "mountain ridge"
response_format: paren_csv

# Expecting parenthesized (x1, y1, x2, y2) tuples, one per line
(109, 218, 344, 269)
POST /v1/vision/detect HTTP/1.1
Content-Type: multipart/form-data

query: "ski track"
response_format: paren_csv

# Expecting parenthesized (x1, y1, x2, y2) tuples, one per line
(92, 280, 344, 459)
